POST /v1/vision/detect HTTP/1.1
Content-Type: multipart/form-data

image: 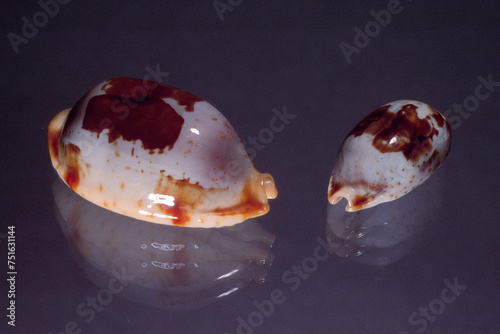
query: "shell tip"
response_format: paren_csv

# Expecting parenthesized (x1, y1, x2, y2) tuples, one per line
(328, 195, 337, 205)
(48, 108, 71, 168)
(261, 173, 277, 199)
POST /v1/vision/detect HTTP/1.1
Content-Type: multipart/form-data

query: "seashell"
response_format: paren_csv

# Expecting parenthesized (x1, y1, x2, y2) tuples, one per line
(48, 78, 277, 228)
(52, 178, 275, 310)
(328, 100, 451, 211)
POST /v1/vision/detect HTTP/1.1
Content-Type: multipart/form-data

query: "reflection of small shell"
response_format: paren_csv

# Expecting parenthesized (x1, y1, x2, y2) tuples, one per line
(48, 78, 277, 228)
(328, 100, 451, 211)
(326, 172, 443, 265)
(53, 179, 275, 310)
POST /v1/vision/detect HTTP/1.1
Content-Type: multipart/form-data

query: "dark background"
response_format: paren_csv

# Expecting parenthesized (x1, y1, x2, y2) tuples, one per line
(1, 1, 499, 333)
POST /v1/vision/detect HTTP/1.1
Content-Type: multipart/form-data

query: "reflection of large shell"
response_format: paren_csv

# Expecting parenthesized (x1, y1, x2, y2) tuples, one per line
(328, 100, 451, 211)
(48, 78, 277, 228)
(53, 179, 275, 310)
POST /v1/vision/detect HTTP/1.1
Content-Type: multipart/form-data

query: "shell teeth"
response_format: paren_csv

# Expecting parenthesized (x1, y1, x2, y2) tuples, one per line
(328, 100, 451, 211)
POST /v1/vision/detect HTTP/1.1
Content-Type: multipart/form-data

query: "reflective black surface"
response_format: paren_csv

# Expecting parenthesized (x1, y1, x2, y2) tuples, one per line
(1, 1, 499, 333)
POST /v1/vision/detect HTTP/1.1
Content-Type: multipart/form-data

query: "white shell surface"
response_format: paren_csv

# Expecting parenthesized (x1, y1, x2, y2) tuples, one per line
(48, 78, 277, 228)
(328, 100, 451, 211)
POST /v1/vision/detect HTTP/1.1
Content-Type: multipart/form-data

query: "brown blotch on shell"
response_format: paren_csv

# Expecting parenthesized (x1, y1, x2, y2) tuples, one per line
(81, 94, 185, 153)
(63, 78, 205, 155)
(349, 104, 441, 163)
(102, 78, 203, 112)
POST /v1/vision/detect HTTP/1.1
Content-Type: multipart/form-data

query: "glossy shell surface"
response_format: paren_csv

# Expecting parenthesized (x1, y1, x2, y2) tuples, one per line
(48, 78, 277, 228)
(328, 100, 451, 211)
